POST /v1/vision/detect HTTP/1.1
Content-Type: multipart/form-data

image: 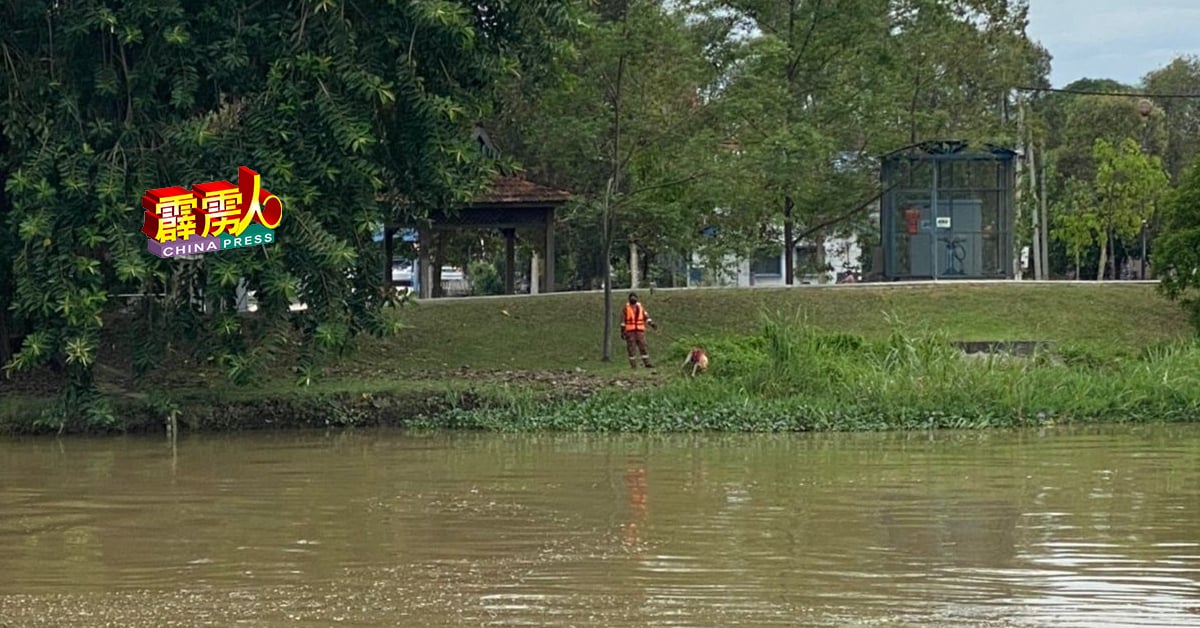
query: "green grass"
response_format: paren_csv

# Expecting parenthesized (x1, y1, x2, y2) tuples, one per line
(417, 310, 1200, 433)
(350, 282, 1192, 376)
(3, 282, 1196, 434)
(0, 396, 53, 426)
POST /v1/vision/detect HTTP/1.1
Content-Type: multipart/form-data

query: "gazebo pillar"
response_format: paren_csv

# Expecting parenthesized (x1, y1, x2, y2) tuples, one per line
(417, 227, 433, 299)
(402, 176, 571, 299)
(530, 252, 540, 294)
(502, 228, 516, 295)
(630, 243, 640, 289)
(543, 208, 556, 294)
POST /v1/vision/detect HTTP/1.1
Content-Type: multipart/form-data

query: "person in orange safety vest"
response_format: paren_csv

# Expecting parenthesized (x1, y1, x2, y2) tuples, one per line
(621, 292, 658, 369)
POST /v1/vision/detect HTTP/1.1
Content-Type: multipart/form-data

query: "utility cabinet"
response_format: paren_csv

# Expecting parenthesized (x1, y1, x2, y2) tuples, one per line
(880, 141, 1016, 281)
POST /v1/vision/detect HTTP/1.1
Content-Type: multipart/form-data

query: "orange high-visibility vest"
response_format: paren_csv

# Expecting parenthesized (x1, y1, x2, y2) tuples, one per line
(622, 303, 648, 332)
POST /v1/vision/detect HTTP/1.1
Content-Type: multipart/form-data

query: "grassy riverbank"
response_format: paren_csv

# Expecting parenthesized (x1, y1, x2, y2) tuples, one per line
(1, 282, 1196, 435)
(352, 281, 1188, 372)
(425, 314, 1200, 432)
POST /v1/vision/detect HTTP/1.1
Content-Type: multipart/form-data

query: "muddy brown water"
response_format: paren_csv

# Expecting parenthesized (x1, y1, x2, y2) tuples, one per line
(2, 425, 1199, 627)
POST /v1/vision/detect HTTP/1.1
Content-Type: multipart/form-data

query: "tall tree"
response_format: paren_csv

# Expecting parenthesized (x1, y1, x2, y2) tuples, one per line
(0, 0, 580, 423)
(1058, 138, 1170, 280)
(488, 0, 719, 361)
(689, 0, 892, 283)
(1050, 177, 1099, 280)
(1143, 56, 1200, 183)
(1037, 79, 1170, 278)
(1155, 153, 1200, 333)
(1052, 93, 1167, 188)
(890, 0, 1050, 146)
(686, 0, 1048, 282)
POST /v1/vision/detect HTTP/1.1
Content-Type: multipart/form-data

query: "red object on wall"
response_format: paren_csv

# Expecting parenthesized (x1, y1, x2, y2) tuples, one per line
(904, 208, 921, 235)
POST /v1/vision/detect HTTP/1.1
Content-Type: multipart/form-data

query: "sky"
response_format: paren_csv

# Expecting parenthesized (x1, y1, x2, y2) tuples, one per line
(1027, 0, 1200, 87)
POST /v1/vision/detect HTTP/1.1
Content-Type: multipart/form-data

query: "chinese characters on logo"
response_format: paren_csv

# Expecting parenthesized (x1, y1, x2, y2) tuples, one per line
(141, 166, 283, 259)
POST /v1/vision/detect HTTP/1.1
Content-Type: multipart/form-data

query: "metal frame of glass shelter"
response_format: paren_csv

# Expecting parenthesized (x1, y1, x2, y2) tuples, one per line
(880, 140, 1017, 281)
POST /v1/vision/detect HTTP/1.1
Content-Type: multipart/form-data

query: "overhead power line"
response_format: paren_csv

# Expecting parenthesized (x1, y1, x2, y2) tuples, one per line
(1016, 85, 1200, 99)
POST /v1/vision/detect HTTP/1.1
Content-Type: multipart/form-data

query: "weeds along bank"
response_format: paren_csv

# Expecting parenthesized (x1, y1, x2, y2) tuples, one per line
(0, 380, 567, 436)
(422, 314, 1200, 433)
(4, 311, 1198, 436)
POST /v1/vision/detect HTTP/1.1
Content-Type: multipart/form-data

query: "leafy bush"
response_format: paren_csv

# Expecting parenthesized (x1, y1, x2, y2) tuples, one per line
(470, 261, 506, 296)
(1156, 156, 1200, 335)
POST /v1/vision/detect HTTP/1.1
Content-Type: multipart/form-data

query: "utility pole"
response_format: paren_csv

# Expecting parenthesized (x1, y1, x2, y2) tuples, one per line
(1137, 100, 1153, 282)
(1014, 89, 1026, 280)
(1028, 127, 1043, 280)
(1039, 138, 1050, 279)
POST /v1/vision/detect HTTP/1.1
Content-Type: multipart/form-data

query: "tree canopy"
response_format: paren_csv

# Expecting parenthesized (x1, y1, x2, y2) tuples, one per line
(1156, 154, 1200, 332)
(5, 0, 1200, 417)
(0, 0, 584, 421)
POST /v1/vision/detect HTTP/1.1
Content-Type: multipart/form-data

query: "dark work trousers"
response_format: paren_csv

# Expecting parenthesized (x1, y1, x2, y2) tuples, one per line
(624, 330, 652, 368)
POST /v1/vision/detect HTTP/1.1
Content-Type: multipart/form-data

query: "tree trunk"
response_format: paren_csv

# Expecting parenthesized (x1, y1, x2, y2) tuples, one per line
(602, 188, 617, 362)
(0, 312, 11, 369)
(601, 10, 629, 363)
(1096, 236, 1108, 281)
(602, 236, 614, 362)
(431, 232, 444, 298)
(814, 232, 828, 283)
(0, 128, 11, 367)
(383, 226, 395, 291)
(1109, 228, 1117, 280)
(784, 196, 794, 285)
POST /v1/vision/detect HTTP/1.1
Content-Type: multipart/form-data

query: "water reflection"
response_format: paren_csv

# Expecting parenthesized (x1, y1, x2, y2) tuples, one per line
(0, 426, 1199, 626)
(623, 461, 648, 554)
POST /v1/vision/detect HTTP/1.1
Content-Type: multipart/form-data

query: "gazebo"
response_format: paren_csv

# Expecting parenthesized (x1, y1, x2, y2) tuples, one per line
(410, 174, 572, 299)
(879, 140, 1017, 281)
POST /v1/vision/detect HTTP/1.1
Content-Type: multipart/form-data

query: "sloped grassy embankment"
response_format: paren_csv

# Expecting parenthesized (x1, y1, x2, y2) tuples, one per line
(1, 283, 1197, 434)
(423, 311, 1200, 432)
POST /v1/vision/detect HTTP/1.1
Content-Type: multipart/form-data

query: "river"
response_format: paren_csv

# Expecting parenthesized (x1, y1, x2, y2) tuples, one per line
(1, 425, 1199, 627)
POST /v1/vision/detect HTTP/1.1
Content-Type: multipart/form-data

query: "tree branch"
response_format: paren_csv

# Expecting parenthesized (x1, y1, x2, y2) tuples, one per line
(613, 95, 708, 190)
(786, 0, 824, 82)
(619, 173, 701, 204)
(794, 180, 900, 243)
(741, 6, 778, 37)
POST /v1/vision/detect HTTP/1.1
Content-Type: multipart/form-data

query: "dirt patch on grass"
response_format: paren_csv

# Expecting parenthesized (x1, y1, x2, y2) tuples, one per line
(436, 366, 666, 393)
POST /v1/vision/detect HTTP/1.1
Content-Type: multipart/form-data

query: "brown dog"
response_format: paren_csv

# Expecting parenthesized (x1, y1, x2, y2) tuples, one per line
(681, 347, 709, 376)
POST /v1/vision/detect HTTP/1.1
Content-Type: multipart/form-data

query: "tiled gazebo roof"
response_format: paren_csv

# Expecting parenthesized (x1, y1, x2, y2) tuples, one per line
(474, 174, 572, 206)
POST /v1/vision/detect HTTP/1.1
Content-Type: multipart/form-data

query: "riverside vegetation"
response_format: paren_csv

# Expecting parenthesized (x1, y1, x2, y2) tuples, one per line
(7, 1, 1200, 430)
(2, 284, 1197, 436)
(424, 312, 1200, 433)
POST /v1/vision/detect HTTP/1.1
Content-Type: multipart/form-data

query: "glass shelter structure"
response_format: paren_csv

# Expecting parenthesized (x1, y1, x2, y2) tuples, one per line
(880, 141, 1017, 281)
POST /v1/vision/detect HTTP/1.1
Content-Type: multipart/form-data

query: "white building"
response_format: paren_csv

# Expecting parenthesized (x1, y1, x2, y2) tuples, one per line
(678, 149, 878, 287)
(686, 232, 865, 287)
(683, 197, 877, 288)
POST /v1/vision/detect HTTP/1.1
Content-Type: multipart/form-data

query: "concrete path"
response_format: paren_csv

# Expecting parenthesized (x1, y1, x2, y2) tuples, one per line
(412, 279, 1161, 303)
